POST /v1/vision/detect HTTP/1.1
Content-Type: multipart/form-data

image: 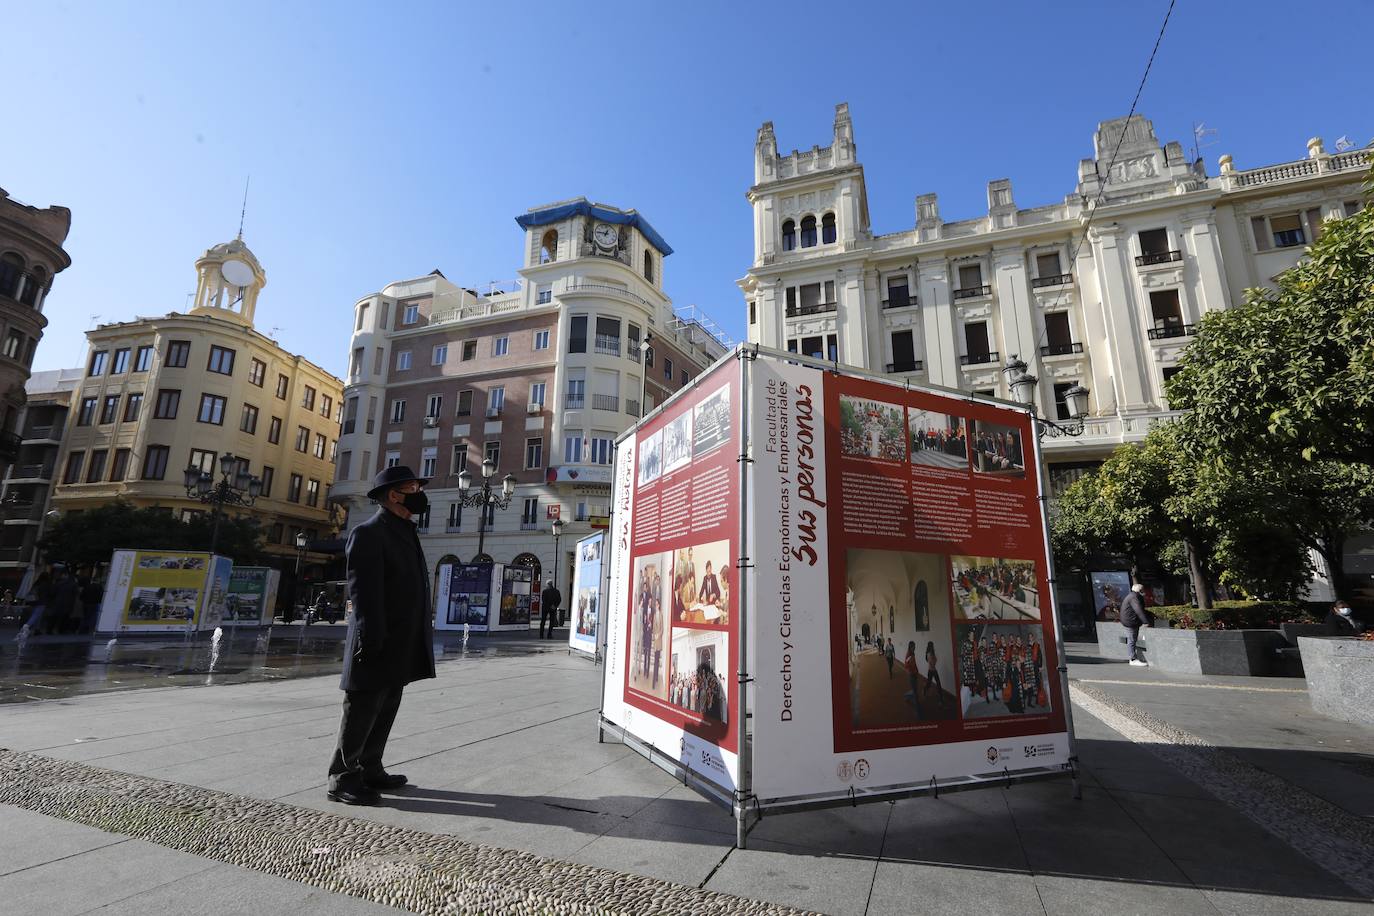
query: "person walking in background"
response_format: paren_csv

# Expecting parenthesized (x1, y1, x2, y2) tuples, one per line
(884, 637, 895, 678)
(21, 566, 53, 636)
(902, 641, 923, 719)
(923, 640, 943, 699)
(1119, 582, 1152, 667)
(539, 578, 562, 639)
(79, 575, 103, 634)
(327, 466, 436, 807)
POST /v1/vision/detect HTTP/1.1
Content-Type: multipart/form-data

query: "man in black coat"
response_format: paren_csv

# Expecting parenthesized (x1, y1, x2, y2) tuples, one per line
(326, 466, 436, 805)
(539, 578, 562, 639)
(1119, 583, 1152, 667)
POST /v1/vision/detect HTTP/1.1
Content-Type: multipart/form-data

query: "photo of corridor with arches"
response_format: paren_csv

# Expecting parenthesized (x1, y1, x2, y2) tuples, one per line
(843, 548, 957, 727)
(950, 555, 1041, 621)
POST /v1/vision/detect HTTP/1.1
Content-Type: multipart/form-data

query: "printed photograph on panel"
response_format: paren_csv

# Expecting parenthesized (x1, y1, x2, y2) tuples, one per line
(844, 548, 958, 726)
(662, 410, 693, 475)
(950, 555, 1041, 621)
(668, 627, 729, 724)
(628, 552, 671, 699)
(969, 419, 1026, 477)
(670, 539, 732, 626)
(1090, 570, 1133, 621)
(838, 396, 907, 462)
(638, 429, 663, 486)
(692, 384, 731, 457)
(909, 409, 969, 470)
(956, 621, 1052, 719)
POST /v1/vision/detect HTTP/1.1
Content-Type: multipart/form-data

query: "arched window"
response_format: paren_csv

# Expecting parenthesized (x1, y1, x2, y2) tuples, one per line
(781, 219, 796, 251)
(800, 215, 818, 248)
(821, 212, 837, 245)
(643, 251, 654, 283)
(540, 230, 558, 264)
(22, 266, 45, 307)
(0, 253, 23, 300)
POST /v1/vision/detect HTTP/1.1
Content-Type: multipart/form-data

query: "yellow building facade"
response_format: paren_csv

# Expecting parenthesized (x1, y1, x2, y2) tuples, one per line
(51, 239, 344, 565)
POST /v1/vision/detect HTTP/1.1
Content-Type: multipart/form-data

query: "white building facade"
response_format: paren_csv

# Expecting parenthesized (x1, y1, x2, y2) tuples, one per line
(332, 199, 728, 592)
(741, 104, 1370, 492)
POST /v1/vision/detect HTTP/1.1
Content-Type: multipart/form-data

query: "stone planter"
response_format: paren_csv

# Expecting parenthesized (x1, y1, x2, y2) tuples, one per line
(1299, 636, 1374, 726)
(1096, 621, 1287, 676)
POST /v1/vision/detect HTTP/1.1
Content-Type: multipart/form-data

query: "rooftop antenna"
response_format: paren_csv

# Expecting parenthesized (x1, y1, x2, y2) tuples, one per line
(1190, 121, 1218, 163)
(88, 314, 101, 328)
(236, 176, 250, 240)
(268, 326, 281, 338)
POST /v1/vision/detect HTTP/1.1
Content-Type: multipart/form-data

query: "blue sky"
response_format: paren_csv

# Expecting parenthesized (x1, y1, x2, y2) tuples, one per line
(9, 0, 1371, 378)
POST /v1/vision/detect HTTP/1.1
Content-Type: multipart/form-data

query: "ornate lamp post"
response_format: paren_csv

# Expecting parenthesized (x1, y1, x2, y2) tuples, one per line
(551, 516, 565, 591)
(294, 530, 309, 622)
(456, 458, 516, 561)
(639, 331, 653, 418)
(1002, 355, 1090, 438)
(183, 451, 262, 556)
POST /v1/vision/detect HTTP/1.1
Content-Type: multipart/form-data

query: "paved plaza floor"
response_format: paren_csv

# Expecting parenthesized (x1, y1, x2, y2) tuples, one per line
(1, 633, 1373, 914)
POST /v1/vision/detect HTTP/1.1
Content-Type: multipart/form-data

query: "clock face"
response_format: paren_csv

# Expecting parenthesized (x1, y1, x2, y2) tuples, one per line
(594, 223, 618, 249)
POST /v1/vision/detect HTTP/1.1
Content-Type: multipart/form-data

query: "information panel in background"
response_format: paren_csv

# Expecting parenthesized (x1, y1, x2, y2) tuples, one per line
(748, 358, 1069, 802)
(603, 356, 742, 793)
(568, 532, 604, 656)
(96, 550, 234, 634)
(225, 567, 281, 626)
(434, 562, 512, 632)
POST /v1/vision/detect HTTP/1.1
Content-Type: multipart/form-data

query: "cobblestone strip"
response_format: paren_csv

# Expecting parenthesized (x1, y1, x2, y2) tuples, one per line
(1070, 680, 1374, 900)
(0, 749, 815, 916)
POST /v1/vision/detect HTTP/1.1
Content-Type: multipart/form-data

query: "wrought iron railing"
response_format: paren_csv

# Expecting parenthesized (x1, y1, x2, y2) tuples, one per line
(959, 351, 1000, 366)
(880, 296, 917, 309)
(1040, 342, 1084, 356)
(565, 395, 585, 410)
(953, 285, 992, 300)
(1135, 250, 1183, 267)
(784, 302, 838, 317)
(592, 394, 619, 411)
(594, 334, 621, 356)
(1030, 273, 1073, 289)
(885, 360, 924, 373)
(1147, 324, 1195, 340)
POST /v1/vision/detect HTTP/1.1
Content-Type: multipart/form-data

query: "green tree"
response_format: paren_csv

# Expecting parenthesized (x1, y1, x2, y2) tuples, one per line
(37, 500, 266, 570)
(1166, 190, 1374, 466)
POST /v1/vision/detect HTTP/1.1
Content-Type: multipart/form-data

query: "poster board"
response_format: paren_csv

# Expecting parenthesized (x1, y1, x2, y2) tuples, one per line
(224, 567, 280, 627)
(96, 550, 234, 634)
(745, 355, 1071, 803)
(500, 564, 540, 628)
(434, 561, 506, 632)
(568, 532, 604, 657)
(602, 356, 742, 795)
(1089, 570, 1133, 621)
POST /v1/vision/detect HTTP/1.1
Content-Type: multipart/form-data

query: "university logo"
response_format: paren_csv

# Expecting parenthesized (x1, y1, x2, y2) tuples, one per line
(853, 759, 870, 782)
(836, 760, 854, 782)
(986, 746, 1000, 764)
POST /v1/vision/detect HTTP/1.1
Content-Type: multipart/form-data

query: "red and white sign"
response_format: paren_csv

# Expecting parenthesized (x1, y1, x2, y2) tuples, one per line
(547, 504, 561, 520)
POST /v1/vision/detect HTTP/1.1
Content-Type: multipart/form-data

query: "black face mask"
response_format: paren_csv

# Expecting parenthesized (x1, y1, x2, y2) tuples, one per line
(399, 490, 429, 517)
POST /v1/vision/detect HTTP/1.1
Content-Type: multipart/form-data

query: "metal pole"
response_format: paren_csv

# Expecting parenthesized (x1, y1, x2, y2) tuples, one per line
(476, 485, 489, 559)
(553, 529, 561, 592)
(639, 335, 652, 418)
(209, 488, 223, 556)
(1029, 411, 1082, 801)
(735, 347, 753, 848)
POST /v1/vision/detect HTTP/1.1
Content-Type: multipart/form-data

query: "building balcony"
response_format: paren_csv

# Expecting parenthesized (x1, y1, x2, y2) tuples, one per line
(0, 499, 42, 522)
(563, 281, 653, 309)
(342, 419, 356, 435)
(627, 344, 642, 361)
(880, 296, 917, 310)
(785, 302, 838, 318)
(10, 463, 54, 482)
(960, 351, 1000, 366)
(1040, 342, 1084, 357)
(594, 335, 621, 356)
(21, 425, 59, 443)
(953, 285, 992, 300)
(1135, 250, 1183, 267)
(445, 524, 463, 533)
(1147, 323, 1196, 340)
(592, 394, 619, 412)
(885, 360, 924, 374)
(0, 264, 45, 309)
(625, 399, 641, 418)
(519, 521, 539, 531)
(565, 395, 586, 410)
(1031, 273, 1073, 289)
(0, 431, 21, 463)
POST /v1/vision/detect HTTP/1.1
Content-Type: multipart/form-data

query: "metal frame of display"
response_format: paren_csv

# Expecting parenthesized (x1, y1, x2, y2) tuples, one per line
(596, 345, 1079, 848)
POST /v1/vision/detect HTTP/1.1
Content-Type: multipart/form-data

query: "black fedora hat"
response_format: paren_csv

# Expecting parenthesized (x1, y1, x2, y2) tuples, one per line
(367, 465, 430, 501)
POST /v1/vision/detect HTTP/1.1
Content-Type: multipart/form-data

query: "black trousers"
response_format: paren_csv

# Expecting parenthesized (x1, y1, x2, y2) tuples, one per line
(539, 604, 559, 638)
(327, 685, 404, 790)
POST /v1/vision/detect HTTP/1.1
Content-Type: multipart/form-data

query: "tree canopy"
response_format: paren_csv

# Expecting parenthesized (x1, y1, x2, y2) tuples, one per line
(37, 501, 266, 571)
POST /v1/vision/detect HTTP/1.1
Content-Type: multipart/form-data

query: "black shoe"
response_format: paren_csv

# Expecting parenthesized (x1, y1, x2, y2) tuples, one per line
(327, 785, 381, 806)
(365, 772, 408, 790)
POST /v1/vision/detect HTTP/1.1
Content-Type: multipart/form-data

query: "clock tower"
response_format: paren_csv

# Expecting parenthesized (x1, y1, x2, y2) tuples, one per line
(190, 237, 266, 326)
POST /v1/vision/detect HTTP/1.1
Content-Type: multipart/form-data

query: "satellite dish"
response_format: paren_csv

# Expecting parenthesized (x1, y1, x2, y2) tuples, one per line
(221, 258, 255, 287)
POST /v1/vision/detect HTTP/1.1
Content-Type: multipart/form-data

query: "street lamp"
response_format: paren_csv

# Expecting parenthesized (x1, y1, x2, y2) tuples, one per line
(551, 516, 565, 592)
(1002, 355, 1090, 438)
(293, 530, 308, 623)
(183, 451, 262, 555)
(456, 457, 516, 561)
(639, 331, 653, 419)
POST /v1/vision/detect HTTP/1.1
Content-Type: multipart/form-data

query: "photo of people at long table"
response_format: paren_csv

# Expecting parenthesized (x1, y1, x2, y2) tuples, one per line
(969, 419, 1025, 477)
(950, 555, 1041, 621)
(670, 539, 731, 626)
(956, 621, 1052, 719)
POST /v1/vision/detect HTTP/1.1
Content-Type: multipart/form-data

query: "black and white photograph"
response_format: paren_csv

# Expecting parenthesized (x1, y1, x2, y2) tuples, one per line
(668, 627, 729, 724)
(629, 552, 671, 699)
(637, 428, 663, 487)
(662, 410, 693, 475)
(955, 622, 1052, 719)
(909, 409, 969, 470)
(951, 555, 1041, 621)
(969, 419, 1026, 477)
(838, 395, 907, 462)
(692, 384, 731, 457)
